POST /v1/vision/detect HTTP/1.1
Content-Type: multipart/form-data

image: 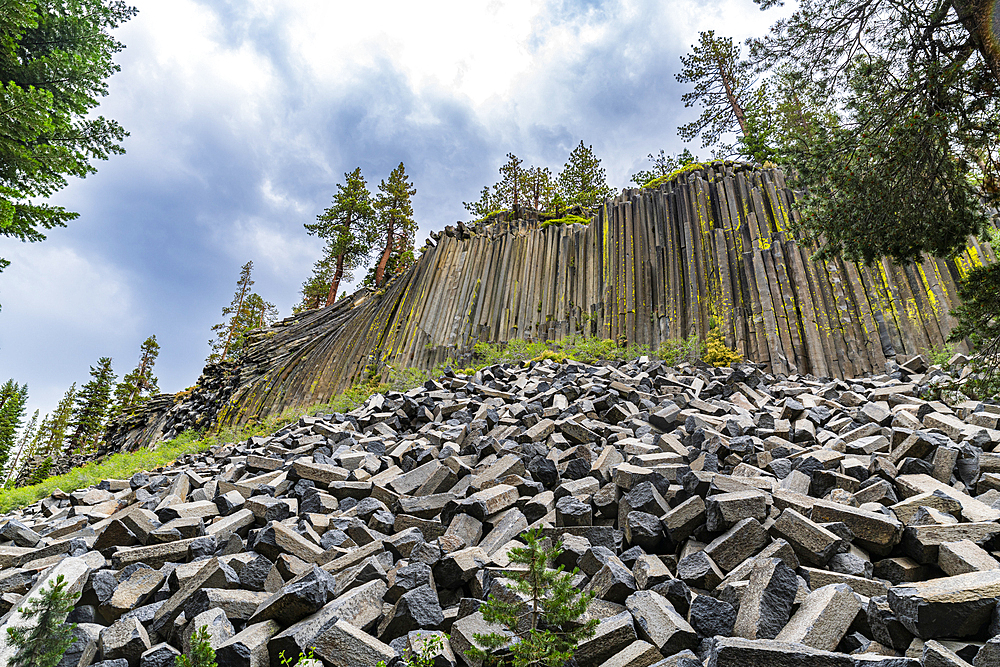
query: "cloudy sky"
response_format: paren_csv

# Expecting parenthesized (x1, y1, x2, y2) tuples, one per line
(0, 0, 787, 420)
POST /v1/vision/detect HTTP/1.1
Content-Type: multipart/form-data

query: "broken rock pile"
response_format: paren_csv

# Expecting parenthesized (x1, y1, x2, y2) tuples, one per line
(2, 356, 1000, 667)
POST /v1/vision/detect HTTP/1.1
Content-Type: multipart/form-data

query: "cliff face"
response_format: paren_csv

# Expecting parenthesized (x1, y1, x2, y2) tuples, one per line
(107, 162, 996, 450)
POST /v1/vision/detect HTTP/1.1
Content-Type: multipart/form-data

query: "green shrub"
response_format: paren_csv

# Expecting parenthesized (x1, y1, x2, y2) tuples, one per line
(279, 648, 317, 666)
(657, 334, 703, 366)
(949, 264, 1000, 399)
(926, 342, 957, 367)
(377, 633, 448, 667)
(701, 328, 743, 367)
(387, 366, 432, 392)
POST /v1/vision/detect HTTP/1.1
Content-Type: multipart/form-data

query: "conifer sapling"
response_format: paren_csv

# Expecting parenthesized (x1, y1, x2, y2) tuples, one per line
(175, 625, 217, 667)
(466, 527, 598, 667)
(7, 574, 80, 667)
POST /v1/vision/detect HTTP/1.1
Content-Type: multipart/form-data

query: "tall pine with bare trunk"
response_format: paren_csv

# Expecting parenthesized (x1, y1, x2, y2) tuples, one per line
(305, 168, 376, 306)
(208, 262, 278, 362)
(676, 31, 756, 153)
(67, 358, 115, 454)
(370, 163, 417, 288)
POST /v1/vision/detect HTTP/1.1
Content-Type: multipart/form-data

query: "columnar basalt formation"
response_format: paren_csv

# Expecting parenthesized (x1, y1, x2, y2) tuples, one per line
(98, 163, 996, 454)
(217, 163, 996, 428)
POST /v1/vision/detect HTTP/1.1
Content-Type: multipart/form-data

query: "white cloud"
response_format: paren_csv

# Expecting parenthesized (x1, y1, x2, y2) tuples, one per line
(0, 242, 141, 418)
(0, 244, 139, 338)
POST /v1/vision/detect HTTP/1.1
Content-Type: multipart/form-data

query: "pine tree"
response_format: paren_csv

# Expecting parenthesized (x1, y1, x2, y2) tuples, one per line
(207, 262, 278, 362)
(0, 380, 29, 473)
(42, 384, 75, 458)
(557, 142, 615, 211)
(293, 256, 337, 313)
(67, 358, 116, 454)
(175, 625, 217, 667)
(747, 0, 1000, 262)
(7, 573, 80, 667)
(17, 384, 75, 486)
(522, 166, 556, 213)
(305, 168, 377, 307)
(630, 149, 700, 187)
(496, 153, 524, 213)
(370, 163, 417, 288)
(0, 1, 137, 286)
(676, 31, 756, 152)
(208, 261, 254, 363)
(466, 528, 598, 667)
(462, 185, 501, 219)
(113, 335, 161, 416)
(6, 409, 38, 486)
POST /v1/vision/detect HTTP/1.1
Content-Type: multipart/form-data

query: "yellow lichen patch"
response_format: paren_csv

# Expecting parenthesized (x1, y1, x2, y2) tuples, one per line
(916, 264, 941, 317)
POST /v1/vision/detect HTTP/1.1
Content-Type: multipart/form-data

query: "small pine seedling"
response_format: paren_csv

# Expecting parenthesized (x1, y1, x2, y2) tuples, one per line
(279, 647, 318, 666)
(175, 626, 217, 667)
(377, 632, 448, 667)
(466, 527, 599, 667)
(7, 574, 80, 667)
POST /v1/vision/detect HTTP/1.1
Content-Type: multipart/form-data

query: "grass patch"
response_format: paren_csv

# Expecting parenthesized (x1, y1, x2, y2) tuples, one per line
(1, 332, 741, 512)
(0, 378, 398, 513)
(473, 334, 713, 367)
(0, 431, 211, 514)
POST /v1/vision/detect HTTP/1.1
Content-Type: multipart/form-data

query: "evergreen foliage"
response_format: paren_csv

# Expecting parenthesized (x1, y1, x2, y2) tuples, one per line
(743, 0, 1000, 262)
(466, 527, 598, 667)
(496, 153, 524, 212)
(113, 335, 160, 416)
(207, 261, 278, 362)
(630, 149, 700, 187)
(464, 156, 557, 218)
(67, 357, 116, 454)
(462, 184, 502, 220)
(175, 625, 217, 667)
(5, 409, 38, 487)
(557, 141, 616, 211)
(522, 166, 557, 213)
(0, 380, 29, 474)
(949, 263, 1000, 398)
(368, 162, 417, 288)
(293, 256, 336, 313)
(304, 168, 377, 307)
(676, 31, 756, 152)
(6, 573, 80, 667)
(465, 143, 614, 220)
(0, 0, 137, 281)
(16, 382, 78, 487)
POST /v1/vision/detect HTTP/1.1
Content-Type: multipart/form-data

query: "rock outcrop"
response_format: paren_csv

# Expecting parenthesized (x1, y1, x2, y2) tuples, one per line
(105, 162, 998, 453)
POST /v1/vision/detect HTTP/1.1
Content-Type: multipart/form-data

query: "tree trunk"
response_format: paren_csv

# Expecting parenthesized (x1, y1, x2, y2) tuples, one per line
(375, 219, 395, 287)
(716, 55, 750, 137)
(951, 0, 1000, 86)
(327, 251, 345, 306)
